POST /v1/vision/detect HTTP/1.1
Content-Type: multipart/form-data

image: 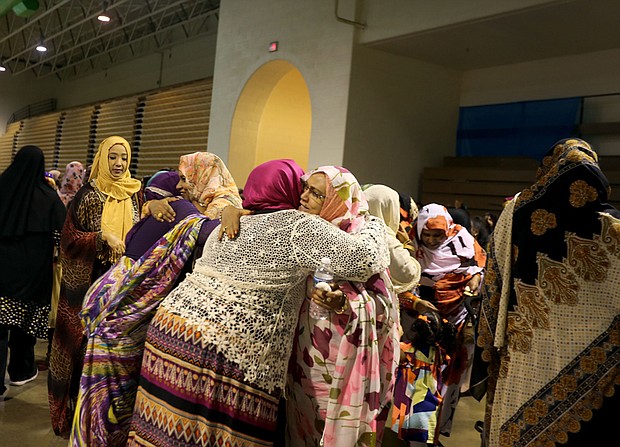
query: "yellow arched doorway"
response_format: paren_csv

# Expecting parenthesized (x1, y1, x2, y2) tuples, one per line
(228, 60, 311, 187)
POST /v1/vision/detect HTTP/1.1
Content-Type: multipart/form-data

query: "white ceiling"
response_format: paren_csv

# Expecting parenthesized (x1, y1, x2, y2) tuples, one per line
(366, 0, 620, 70)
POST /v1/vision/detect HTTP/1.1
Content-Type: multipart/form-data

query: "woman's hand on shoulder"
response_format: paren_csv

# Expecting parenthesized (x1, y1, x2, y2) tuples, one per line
(144, 197, 179, 222)
(218, 205, 253, 240)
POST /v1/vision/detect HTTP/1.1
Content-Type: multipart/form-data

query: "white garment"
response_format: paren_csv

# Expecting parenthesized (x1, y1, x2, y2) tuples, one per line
(365, 184, 420, 293)
(161, 209, 390, 392)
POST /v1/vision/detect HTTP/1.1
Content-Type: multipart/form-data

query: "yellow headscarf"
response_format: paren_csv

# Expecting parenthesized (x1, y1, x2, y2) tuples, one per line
(89, 136, 142, 240)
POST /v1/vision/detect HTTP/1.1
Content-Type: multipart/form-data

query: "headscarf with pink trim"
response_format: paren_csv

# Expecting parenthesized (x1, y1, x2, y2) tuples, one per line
(415, 203, 480, 281)
(290, 166, 399, 446)
(301, 166, 367, 234)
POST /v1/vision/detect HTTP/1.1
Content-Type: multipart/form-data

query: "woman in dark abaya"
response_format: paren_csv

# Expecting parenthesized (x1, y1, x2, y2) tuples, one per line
(478, 138, 620, 446)
(0, 145, 67, 398)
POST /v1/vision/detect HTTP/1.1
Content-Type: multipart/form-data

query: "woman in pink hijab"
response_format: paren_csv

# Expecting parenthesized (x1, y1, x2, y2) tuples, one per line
(57, 161, 85, 207)
(286, 166, 400, 447)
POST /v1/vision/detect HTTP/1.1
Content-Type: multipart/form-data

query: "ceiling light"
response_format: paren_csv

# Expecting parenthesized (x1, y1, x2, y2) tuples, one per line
(36, 43, 47, 52)
(0, 65, 6, 72)
(98, 1, 111, 22)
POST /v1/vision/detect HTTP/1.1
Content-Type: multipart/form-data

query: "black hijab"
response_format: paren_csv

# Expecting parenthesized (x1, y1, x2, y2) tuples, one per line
(0, 145, 66, 238)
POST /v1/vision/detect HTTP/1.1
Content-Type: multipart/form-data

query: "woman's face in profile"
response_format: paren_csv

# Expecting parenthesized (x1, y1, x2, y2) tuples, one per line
(299, 173, 326, 215)
(108, 144, 128, 180)
(176, 171, 192, 201)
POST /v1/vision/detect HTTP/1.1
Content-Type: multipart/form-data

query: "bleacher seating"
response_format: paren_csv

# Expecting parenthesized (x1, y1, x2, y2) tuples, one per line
(421, 155, 620, 217)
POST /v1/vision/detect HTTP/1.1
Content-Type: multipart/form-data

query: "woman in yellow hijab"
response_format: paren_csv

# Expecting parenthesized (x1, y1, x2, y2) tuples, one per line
(48, 136, 142, 439)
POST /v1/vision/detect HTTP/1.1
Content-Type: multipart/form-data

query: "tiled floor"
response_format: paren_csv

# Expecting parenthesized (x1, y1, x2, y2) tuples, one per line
(1, 341, 485, 446)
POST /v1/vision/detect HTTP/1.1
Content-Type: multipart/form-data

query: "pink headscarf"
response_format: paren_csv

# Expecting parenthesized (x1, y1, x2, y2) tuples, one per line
(415, 203, 479, 281)
(242, 159, 304, 211)
(301, 166, 367, 233)
(58, 161, 85, 207)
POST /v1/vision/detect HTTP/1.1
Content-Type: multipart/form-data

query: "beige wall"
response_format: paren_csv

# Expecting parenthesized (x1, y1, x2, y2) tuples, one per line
(208, 0, 357, 169)
(344, 46, 462, 200)
(4, 0, 620, 181)
(461, 48, 620, 106)
(0, 72, 60, 133)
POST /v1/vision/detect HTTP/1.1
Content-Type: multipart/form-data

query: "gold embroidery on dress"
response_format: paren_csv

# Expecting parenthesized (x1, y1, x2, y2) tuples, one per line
(566, 148, 588, 163)
(547, 164, 559, 179)
(506, 310, 534, 354)
(516, 188, 533, 205)
(553, 144, 567, 157)
(498, 352, 510, 379)
(531, 209, 557, 236)
(537, 255, 578, 305)
(569, 179, 598, 208)
(552, 375, 577, 401)
(515, 280, 549, 330)
(566, 233, 609, 282)
(599, 214, 620, 258)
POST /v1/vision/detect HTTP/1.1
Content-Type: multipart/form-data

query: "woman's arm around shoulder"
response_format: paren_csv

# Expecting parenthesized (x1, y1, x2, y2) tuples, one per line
(291, 213, 390, 282)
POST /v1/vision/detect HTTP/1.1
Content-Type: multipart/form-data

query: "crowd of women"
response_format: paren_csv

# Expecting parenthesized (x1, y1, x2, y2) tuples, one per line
(0, 136, 618, 447)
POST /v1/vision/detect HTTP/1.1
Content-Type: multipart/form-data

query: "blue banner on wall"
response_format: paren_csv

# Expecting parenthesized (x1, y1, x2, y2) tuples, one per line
(456, 97, 581, 160)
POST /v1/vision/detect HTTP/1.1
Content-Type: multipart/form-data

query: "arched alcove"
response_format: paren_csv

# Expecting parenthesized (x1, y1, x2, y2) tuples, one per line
(228, 59, 311, 186)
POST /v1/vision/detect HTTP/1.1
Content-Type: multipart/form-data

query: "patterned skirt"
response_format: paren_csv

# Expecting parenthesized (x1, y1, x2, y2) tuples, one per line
(127, 307, 280, 447)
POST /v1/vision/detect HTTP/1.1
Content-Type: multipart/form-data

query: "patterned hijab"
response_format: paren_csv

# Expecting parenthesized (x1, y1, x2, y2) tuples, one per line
(89, 136, 142, 240)
(242, 159, 304, 211)
(302, 166, 367, 233)
(178, 152, 242, 219)
(512, 138, 614, 285)
(58, 161, 85, 207)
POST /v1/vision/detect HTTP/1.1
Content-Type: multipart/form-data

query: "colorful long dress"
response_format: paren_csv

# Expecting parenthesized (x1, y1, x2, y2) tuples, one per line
(414, 204, 486, 437)
(48, 182, 140, 436)
(68, 216, 205, 446)
(390, 341, 448, 445)
(286, 274, 399, 447)
(127, 210, 389, 447)
(285, 167, 400, 447)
